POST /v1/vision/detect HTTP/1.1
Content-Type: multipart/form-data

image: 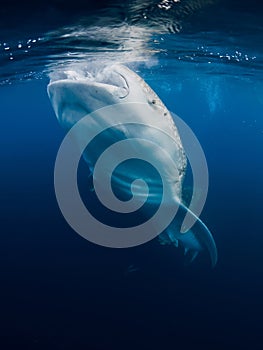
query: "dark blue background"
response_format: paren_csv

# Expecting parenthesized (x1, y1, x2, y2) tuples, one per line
(0, 68, 262, 349)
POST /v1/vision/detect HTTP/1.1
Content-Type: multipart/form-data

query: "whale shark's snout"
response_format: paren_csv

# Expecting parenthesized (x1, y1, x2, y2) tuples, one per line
(48, 64, 217, 267)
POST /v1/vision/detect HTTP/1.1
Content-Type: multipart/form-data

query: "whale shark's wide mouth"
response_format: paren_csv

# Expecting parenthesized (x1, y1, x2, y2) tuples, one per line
(47, 65, 133, 127)
(49, 65, 130, 99)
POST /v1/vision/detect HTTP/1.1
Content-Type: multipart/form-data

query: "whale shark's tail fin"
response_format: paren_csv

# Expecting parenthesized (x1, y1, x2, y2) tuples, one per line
(159, 201, 218, 268)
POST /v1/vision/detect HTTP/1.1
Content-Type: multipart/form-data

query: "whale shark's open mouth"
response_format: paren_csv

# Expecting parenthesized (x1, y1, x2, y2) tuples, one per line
(47, 65, 133, 127)
(49, 65, 130, 99)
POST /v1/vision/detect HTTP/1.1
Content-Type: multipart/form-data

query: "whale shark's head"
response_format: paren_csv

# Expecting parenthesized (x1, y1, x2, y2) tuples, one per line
(47, 64, 165, 129)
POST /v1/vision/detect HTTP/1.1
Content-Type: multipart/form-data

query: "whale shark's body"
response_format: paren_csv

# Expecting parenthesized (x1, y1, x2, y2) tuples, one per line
(48, 64, 217, 267)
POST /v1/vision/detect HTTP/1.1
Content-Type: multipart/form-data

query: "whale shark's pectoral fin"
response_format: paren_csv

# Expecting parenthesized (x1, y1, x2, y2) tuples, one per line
(159, 202, 218, 268)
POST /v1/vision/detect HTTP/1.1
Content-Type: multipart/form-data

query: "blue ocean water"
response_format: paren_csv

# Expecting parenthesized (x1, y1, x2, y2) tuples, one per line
(0, 1, 263, 349)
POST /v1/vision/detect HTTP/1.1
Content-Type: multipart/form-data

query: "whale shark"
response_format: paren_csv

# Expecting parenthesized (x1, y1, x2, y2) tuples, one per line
(47, 64, 217, 267)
